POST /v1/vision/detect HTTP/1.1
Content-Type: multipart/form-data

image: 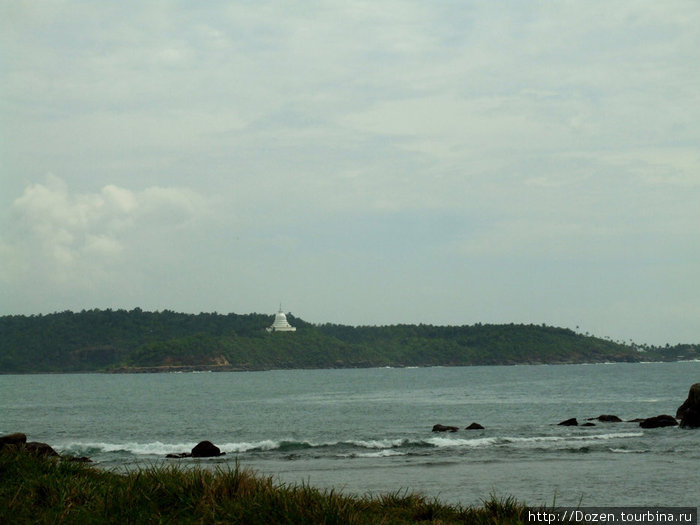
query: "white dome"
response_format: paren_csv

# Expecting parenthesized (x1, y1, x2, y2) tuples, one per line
(267, 308, 296, 332)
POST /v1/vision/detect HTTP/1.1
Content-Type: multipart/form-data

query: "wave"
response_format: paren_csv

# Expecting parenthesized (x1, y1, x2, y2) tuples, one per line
(501, 432, 644, 444)
(59, 439, 314, 456)
(609, 448, 650, 454)
(59, 441, 201, 456)
(57, 431, 643, 459)
(424, 436, 499, 448)
(338, 449, 407, 459)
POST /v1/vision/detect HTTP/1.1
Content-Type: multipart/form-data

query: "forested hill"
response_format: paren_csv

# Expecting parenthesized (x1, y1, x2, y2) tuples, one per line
(0, 309, 697, 373)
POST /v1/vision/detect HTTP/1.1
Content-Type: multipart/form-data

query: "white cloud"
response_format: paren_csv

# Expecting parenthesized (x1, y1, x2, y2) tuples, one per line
(1, 175, 208, 292)
(84, 234, 124, 256)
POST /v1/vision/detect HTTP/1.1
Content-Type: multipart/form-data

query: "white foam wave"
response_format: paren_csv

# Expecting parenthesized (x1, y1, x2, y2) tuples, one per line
(421, 432, 642, 450)
(60, 439, 310, 456)
(355, 450, 406, 458)
(349, 439, 407, 449)
(425, 436, 498, 448)
(61, 439, 412, 456)
(503, 432, 643, 444)
(56, 431, 644, 457)
(60, 441, 198, 456)
(220, 440, 283, 453)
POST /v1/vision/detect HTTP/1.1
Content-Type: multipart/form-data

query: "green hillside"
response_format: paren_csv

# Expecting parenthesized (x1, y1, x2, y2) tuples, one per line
(0, 309, 697, 373)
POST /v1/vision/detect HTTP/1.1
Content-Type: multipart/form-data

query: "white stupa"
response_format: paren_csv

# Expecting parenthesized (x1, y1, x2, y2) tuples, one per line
(266, 306, 296, 332)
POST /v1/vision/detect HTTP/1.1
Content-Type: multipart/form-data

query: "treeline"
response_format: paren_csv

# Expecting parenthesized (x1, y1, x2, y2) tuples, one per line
(0, 309, 697, 373)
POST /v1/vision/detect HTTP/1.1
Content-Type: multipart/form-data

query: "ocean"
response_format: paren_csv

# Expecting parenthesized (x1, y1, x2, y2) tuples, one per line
(2, 362, 698, 508)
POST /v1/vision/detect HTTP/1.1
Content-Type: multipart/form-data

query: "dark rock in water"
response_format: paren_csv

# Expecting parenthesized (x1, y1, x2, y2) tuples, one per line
(626, 418, 646, 423)
(166, 452, 192, 459)
(191, 440, 225, 458)
(676, 383, 700, 418)
(432, 424, 459, 432)
(679, 408, 700, 429)
(465, 422, 484, 430)
(582, 422, 596, 427)
(588, 415, 622, 423)
(639, 415, 678, 429)
(24, 442, 60, 457)
(676, 383, 700, 429)
(558, 418, 578, 426)
(0, 432, 27, 448)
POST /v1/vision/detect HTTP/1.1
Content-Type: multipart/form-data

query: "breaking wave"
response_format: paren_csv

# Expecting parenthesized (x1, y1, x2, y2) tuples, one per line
(57, 432, 644, 460)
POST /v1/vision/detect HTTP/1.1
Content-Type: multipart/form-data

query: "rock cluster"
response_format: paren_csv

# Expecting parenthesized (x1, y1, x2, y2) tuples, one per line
(0, 432, 58, 456)
(432, 423, 485, 432)
(432, 385, 700, 433)
(0, 432, 90, 461)
(552, 413, 683, 429)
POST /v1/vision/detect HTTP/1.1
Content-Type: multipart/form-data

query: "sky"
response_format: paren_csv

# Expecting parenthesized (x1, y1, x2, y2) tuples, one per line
(1, 2, 699, 345)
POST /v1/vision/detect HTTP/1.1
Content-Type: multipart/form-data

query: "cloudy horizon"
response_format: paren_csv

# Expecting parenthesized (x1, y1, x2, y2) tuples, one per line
(2, 2, 699, 345)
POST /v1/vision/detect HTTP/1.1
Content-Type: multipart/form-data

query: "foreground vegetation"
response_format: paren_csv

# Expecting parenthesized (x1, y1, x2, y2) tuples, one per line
(1, 309, 697, 373)
(1, 447, 537, 524)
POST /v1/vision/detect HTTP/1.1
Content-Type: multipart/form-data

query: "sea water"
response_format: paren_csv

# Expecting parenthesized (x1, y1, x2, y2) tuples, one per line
(1, 362, 698, 507)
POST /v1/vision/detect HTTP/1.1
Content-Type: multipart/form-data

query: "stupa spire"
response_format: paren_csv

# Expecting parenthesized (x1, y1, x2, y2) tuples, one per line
(266, 305, 296, 332)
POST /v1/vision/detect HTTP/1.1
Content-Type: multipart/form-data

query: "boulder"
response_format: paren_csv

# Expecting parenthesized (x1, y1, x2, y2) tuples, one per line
(639, 415, 678, 429)
(680, 408, 700, 429)
(0, 432, 27, 449)
(558, 418, 578, 426)
(582, 422, 596, 427)
(676, 383, 700, 429)
(0, 433, 88, 461)
(432, 424, 459, 433)
(191, 440, 225, 458)
(465, 422, 484, 430)
(24, 442, 60, 457)
(588, 415, 622, 423)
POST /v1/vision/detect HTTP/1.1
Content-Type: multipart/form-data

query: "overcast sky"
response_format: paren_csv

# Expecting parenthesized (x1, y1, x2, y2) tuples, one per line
(2, 2, 699, 345)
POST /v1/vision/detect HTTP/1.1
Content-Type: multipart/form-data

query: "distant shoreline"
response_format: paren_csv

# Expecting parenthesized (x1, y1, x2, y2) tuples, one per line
(2, 309, 698, 373)
(105, 358, 694, 374)
(1, 358, 696, 375)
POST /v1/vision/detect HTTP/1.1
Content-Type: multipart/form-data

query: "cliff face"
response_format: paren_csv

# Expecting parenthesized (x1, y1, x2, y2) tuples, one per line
(1, 310, 697, 373)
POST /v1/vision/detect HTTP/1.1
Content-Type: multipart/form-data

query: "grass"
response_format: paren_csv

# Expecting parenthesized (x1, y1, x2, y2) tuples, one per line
(1, 447, 542, 524)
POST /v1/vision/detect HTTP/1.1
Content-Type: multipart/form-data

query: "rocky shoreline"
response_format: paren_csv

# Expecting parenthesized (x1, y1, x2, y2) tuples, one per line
(428, 383, 700, 432)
